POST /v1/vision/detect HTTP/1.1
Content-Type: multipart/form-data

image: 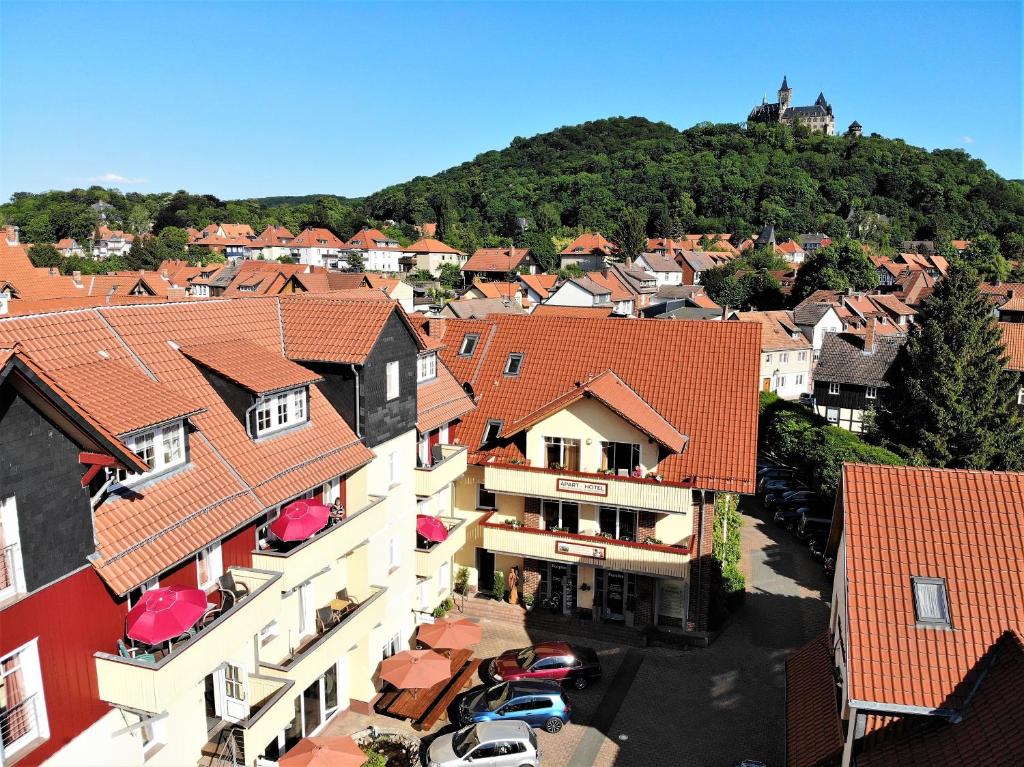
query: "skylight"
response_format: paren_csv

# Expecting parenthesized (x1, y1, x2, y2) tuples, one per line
(504, 353, 523, 376)
(459, 334, 479, 357)
(484, 420, 503, 444)
(911, 576, 951, 628)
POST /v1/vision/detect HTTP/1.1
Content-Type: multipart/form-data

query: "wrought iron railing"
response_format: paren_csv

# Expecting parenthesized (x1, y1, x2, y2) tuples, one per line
(1, 692, 38, 748)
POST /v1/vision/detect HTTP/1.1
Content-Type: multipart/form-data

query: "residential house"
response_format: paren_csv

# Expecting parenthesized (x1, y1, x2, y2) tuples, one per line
(518, 273, 559, 307)
(736, 311, 812, 398)
(998, 322, 1024, 407)
(798, 233, 831, 254)
(405, 238, 466, 276)
(92, 226, 135, 259)
(586, 270, 637, 316)
(289, 228, 348, 269)
(676, 250, 735, 286)
(344, 228, 402, 273)
(462, 248, 539, 283)
(641, 285, 726, 321)
(812, 325, 904, 431)
(365, 275, 415, 312)
(792, 302, 844, 361)
(776, 240, 806, 264)
(558, 233, 616, 271)
(54, 238, 84, 257)
(436, 298, 528, 319)
(605, 263, 657, 313)
(438, 314, 759, 634)
(0, 295, 443, 767)
(633, 252, 684, 286)
(251, 225, 295, 260)
(980, 282, 1024, 323)
(786, 464, 1024, 767)
(543, 276, 613, 311)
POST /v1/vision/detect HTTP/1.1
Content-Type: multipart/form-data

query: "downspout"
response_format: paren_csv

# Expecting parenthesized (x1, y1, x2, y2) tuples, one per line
(696, 488, 706, 628)
(841, 706, 858, 767)
(351, 364, 361, 438)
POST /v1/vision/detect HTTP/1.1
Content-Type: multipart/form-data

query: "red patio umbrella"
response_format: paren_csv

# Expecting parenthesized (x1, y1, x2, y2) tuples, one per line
(380, 649, 451, 690)
(416, 514, 449, 543)
(278, 736, 366, 767)
(126, 586, 208, 645)
(271, 500, 331, 542)
(417, 617, 482, 650)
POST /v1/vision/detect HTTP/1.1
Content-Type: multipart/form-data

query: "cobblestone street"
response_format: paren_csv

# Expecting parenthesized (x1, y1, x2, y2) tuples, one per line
(326, 497, 831, 766)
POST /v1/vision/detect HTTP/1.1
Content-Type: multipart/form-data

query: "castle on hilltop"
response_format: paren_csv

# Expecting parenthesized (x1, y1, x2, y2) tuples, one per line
(748, 76, 843, 136)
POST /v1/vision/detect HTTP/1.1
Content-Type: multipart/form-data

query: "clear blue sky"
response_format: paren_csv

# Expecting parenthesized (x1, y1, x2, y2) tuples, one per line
(1, 1, 1020, 201)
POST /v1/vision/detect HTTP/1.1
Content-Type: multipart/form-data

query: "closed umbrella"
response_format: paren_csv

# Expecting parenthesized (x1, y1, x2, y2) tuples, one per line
(279, 736, 366, 767)
(417, 617, 482, 650)
(126, 586, 208, 645)
(416, 514, 449, 543)
(380, 649, 451, 690)
(271, 500, 331, 542)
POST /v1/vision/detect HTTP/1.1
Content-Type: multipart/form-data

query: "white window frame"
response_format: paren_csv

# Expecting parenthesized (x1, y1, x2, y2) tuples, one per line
(866, 386, 878, 400)
(779, 352, 789, 363)
(776, 375, 787, 389)
(381, 632, 401, 660)
(386, 360, 400, 401)
(417, 353, 437, 382)
(0, 496, 24, 601)
(483, 420, 502, 443)
(253, 388, 309, 438)
(795, 374, 804, 386)
(798, 351, 808, 361)
(0, 639, 50, 756)
(388, 535, 400, 570)
(503, 353, 524, 376)
(438, 561, 451, 592)
(196, 541, 223, 590)
(828, 382, 841, 395)
(911, 576, 951, 627)
(826, 407, 840, 424)
(117, 421, 188, 485)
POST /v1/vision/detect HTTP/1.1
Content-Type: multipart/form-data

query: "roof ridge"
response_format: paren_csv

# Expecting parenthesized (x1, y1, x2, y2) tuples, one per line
(93, 307, 159, 382)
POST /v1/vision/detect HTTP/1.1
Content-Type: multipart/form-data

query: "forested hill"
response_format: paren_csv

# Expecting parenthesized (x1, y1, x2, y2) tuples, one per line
(364, 117, 1024, 254)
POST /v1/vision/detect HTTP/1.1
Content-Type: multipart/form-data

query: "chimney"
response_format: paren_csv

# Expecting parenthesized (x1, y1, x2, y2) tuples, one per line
(863, 319, 877, 355)
(427, 318, 447, 339)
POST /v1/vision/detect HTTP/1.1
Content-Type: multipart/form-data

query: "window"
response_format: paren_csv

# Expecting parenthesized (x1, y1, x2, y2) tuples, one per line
(139, 715, 166, 756)
(600, 441, 640, 474)
(765, 353, 772, 364)
(1018, 387, 1024, 406)
(776, 375, 787, 389)
(477, 484, 496, 510)
(798, 351, 808, 361)
(544, 437, 580, 471)
(224, 664, 244, 700)
(117, 422, 188, 484)
(0, 496, 24, 600)
(128, 576, 159, 609)
(599, 506, 637, 541)
(828, 382, 841, 395)
(253, 388, 309, 437)
(503, 353, 523, 376)
(912, 577, 951, 627)
(161, 425, 182, 465)
(483, 420, 503, 444)
(542, 500, 579, 533)
(780, 352, 789, 363)
(132, 431, 155, 466)
(866, 386, 878, 399)
(417, 353, 437, 382)
(386, 360, 400, 400)
(795, 374, 804, 385)
(0, 640, 48, 756)
(439, 561, 450, 591)
(826, 408, 839, 424)
(381, 633, 401, 660)
(196, 542, 223, 590)
(388, 535, 400, 570)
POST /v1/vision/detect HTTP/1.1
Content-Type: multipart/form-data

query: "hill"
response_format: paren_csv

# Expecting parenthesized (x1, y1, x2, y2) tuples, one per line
(364, 117, 1024, 261)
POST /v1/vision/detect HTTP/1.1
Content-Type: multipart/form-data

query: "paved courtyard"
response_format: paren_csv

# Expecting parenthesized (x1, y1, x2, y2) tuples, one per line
(326, 497, 831, 766)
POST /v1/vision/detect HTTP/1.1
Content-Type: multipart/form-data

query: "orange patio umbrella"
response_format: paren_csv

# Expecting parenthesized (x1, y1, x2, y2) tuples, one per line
(278, 736, 366, 767)
(380, 649, 451, 690)
(417, 617, 482, 650)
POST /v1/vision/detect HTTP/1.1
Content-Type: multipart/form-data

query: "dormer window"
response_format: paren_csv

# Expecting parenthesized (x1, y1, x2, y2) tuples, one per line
(504, 353, 524, 376)
(459, 334, 479, 357)
(116, 421, 188, 485)
(484, 420, 503, 444)
(417, 353, 437, 382)
(253, 388, 309, 438)
(912, 576, 951, 628)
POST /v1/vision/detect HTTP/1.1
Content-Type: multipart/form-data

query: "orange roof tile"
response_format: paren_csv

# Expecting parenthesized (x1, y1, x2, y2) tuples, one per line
(841, 464, 1024, 712)
(345, 228, 400, 251)
(252, 225, 295, 246)
(181, 338, 323, 395)
(531, 305, 615, 318)
(786, 631, 844, 767)
(1000, 323, 1024, 371)
(417, 363, 476, 433)
(473, 281, 520, 300)
(585, 270, 632, 302)
(407, 237, 463, 255)
(736, 311, 811, 352)
(519, 273, 558, 300)
(280, 295, 405, 363)
(560, 232, 617, 256)
(464, 248, 532, 273)
(439, 315, 759, 492)
(290, 227, 345, 249)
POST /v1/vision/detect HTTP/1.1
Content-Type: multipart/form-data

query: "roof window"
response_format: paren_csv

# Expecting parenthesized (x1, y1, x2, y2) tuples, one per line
(911, 576, 951, 628)
(483, 420, 503, 444)
(504, 353, 524, 377)
(459, 334, 479, 357)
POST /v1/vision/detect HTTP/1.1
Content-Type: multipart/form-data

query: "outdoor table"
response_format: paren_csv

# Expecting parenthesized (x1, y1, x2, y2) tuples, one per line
(376, 649, 474, 725)
(330, 598, 351, 619)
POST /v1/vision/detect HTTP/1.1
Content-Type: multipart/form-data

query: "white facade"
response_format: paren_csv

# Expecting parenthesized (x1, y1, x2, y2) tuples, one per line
(808, 308, 843, 360)
(760, 348, 812, 399)
(294, 247, 347, 270)
(545, 281, 610, 308)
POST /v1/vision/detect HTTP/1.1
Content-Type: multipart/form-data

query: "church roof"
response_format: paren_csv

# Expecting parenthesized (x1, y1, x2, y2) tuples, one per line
(780, 75, 790, 91)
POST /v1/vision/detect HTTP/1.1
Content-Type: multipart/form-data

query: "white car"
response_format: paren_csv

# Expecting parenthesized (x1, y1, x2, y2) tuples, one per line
(427, 720, 540, 767)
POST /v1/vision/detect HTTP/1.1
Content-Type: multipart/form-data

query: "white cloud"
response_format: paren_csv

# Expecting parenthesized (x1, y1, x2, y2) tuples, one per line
(88, 172, 148, 185)
(962, 136, 975, 145)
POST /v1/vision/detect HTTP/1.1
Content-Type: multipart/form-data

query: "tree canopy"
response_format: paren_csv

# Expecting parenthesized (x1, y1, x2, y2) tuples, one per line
(791, 237, 880, 301)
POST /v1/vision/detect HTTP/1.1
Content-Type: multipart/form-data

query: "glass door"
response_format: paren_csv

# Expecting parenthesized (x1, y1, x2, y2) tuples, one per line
(604, 571, 626, 621)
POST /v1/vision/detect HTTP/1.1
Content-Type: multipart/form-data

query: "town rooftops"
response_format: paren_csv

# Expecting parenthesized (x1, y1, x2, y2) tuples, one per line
(181, 338, 323, 395)
(439, 314, 759, 493)
(637, 251, 683, 273)
(560, 232, 617, 256)
(345, 228, 400, 250)
(464, 247, 532, 273)
(677, 250, 735, 273)
(281, 294, 421, 363)
(736, 310, 811, 352)
(568, 276, 612, 296)
(439, 298, 528, 319)
(407, 237, 463, 255)
(416, 363, 476, 433)
(814, 332, 904, 387)
(531, 305, 615, 318)
(519, 273, 558, 300)
(786, 632, 844, 767)
(840, 463, 1024, 714)
(289, 227, 346, 249)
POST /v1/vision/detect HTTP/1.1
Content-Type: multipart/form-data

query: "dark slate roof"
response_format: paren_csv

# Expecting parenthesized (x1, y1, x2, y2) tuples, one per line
(781, 75, 789, 90)
(814, 333, 904, 387)
(658, 306, 726, 321)
(654, 285, 706, 301)
(786, 105, 831, 117)
(799, 232, 829, 247)
(749, 103, 781, 121)
(849, 120, 862, 129)
(609, 263, 656, 293)
(793, 302, 835, 326)
(755, 224, 777, 248)
(209, 261, 241, 288)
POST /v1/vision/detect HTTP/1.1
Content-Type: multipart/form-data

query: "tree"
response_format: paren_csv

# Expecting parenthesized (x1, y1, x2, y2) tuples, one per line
(613, 207, 647, 263)
(157, 226, 188, 252)
(346, 250, 365, 273)
(408, 268, 434, 283)
(1004, 232, 1024, 262)
(433, 190, 457, 243)
(28, 243, 62, 269)
(877, 265, 1024, 469)
(962, 234, 1009, 281)
(515, 231, 557, 273)
(127, 205, 151, 237)
(792, 237, 880, 301)
(437, 262, 463, 290)
(555, 263, 585, 279)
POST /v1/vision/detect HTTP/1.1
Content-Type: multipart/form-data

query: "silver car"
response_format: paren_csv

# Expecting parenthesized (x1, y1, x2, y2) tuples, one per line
(427, 720, 540, 767)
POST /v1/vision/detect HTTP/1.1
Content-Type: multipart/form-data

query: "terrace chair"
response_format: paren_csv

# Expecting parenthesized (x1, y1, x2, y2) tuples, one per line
(217, 573, 250, 610)
(316, 606, 336, 634)
(117, 639, 156, 664)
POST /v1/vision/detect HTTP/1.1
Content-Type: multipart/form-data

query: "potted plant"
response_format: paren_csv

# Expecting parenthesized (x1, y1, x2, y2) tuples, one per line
(493, 570, 507, 602)
(454, 566, 469, 595)
(523, 593, 535, 611)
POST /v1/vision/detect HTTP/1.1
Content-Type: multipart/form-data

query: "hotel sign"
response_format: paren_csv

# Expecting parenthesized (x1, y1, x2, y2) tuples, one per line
(555, 478, 608, 497)
(555, 540, 607, 559)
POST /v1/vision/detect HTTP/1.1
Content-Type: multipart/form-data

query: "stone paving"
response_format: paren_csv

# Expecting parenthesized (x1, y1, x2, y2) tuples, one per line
(324, 496, 831, 767)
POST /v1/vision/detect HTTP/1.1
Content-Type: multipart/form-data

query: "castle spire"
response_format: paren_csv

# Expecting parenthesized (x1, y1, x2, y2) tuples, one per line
(780, 74, 790, 91)
(815, 91, 827, 107)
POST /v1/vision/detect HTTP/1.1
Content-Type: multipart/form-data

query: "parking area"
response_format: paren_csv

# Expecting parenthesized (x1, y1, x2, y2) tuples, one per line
(326, 495, 831, 766)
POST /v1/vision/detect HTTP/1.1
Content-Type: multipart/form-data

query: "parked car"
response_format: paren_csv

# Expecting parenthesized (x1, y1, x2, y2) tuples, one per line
(427, 720, 540, 767)
(773, 506, 811, 529)
(459, 680, 572, 733)
(759, 478, 799, 496)
(488, 641, 601, 689)
(798, 392, 813, 407)
(796, 512, 833, 540)
(764, 489, 818, 510)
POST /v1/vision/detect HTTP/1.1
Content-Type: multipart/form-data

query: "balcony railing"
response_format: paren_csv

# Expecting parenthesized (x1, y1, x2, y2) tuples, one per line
(415, 444, 468, 498)
(251, 495, 386, 593)
(94, 567, 282, 713)
(415, 517, 468, 578)
(483, 461, 691, 514)
(0, 542, 18, 593)
(1, 693, 39, 751)
(478, 512, 690, 578)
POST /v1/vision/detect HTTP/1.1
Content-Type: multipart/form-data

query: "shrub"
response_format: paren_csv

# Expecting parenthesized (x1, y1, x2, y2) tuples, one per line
(454, 566, 469, 594)
(432, 604, 448, 619)
(361, 749, 387, 767)
(443, 597, 455, 612)
(493, 570, 507, 601)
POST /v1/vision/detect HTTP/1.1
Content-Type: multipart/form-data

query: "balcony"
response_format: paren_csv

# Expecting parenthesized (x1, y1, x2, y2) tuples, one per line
(415, 516, 468, 578)
(415, 444, 468, 498)
(94, 568, 281, 714)
(479, 513, 690, 578)
(483, 462, 691, 514)
(251, 495, 387, 593)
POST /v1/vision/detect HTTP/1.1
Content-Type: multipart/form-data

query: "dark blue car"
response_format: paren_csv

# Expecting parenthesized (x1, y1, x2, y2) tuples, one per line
(458, 680, 572, 733)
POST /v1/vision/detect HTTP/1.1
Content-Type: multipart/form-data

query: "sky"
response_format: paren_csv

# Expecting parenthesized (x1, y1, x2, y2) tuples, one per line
(1, 1, 1021, 201)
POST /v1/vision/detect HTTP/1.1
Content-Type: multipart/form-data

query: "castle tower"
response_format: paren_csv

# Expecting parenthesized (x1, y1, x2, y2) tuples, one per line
(847, 120, 863, 138)
(778, 75, 792, 113)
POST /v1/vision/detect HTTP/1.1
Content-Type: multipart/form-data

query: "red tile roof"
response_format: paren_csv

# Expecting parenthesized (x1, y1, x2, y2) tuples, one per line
(519, 273, 558, 300)
(281, 294, 416, 363)
(531, 305, 615, 318)
(407, 238, 463, 255)
(586, 271, 632, 302)
(346, 228, 400, 250)
(439, 315, 759, 492)
(290, 227, 345, 249)
(472, 281, 520, 300)
(181, 338, 323, 395)
(417, 364, 475, 433)
(464, 248, 532, 273)
(1000, 323, 1024, 371)
(736, 311, 811, 352)
(252, 225, 295, 246)
(786, 631, 844, 767)
(841, 463, 1024, 712)
(560, 233, 617, 256)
